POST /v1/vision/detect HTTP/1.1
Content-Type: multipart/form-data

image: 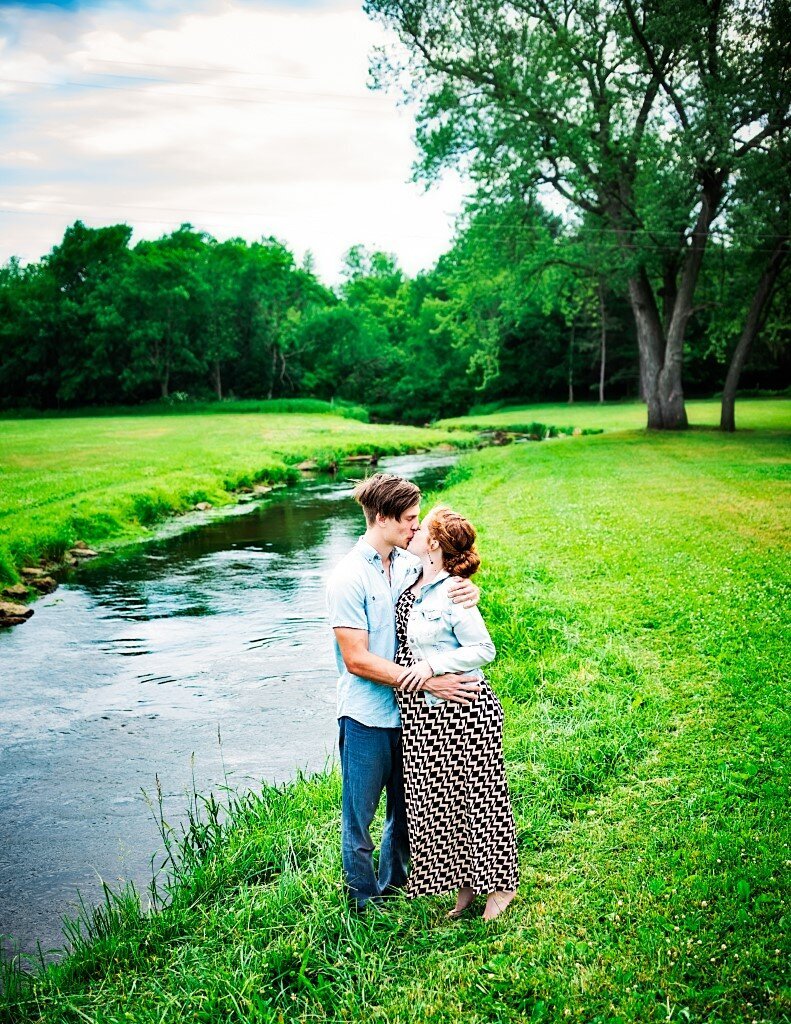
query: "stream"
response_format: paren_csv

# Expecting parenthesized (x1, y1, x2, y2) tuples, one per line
(0, 452, 457, 961)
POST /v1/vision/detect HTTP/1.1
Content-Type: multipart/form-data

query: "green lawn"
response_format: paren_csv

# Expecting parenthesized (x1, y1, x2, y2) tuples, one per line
(3, 412, 788, 1023)
(437, 396, 791, 434)
(0, 405, 469, 581)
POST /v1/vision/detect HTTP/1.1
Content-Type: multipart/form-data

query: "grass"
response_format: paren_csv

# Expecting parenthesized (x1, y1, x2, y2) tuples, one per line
(436, 396, 791, 434)
(0, 408, 473, 582)
(2, 408, 790, 1023)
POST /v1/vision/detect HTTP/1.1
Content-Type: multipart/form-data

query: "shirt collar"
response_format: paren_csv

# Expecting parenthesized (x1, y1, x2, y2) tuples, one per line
(355, 538, 407, 564)
(355, 538, 418, 576)
(355, 538, 381, 564)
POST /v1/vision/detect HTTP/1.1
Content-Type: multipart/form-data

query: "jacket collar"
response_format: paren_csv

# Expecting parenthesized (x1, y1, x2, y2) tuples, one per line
(418, 568, 450, 592)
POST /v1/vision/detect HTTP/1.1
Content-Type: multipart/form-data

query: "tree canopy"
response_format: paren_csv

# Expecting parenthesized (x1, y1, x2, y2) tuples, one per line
(364, 0, 791, 427)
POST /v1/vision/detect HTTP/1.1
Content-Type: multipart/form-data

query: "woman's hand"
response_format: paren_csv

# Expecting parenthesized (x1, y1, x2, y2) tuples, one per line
(397, 660, 434, 692)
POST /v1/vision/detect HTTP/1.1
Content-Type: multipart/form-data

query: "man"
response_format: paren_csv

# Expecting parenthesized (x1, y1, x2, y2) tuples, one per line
(326, 473, 480, 912)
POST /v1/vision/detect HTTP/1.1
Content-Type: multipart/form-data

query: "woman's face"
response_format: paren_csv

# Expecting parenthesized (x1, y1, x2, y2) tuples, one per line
(409, 513, 437, 559)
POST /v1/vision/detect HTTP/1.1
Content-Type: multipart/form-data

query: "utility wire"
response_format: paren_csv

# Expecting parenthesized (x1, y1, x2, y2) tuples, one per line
(0, 208, 782, 255)
(0, 206, 782, 251)
(0, 196, 780, 239)
(0, 74, 385, 108)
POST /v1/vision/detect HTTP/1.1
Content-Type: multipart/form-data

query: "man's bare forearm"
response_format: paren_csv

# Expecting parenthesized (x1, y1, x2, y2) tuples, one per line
(343, 648, 404, 688)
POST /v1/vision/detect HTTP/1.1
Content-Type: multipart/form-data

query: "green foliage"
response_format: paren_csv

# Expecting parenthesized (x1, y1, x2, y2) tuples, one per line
(365, 0, 791, 427)
(0, 543, 17, 585)
(1, 204, 788, 425)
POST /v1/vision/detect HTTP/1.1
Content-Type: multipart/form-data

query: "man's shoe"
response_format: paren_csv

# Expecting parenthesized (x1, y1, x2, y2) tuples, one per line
(354, 897, 384, 915)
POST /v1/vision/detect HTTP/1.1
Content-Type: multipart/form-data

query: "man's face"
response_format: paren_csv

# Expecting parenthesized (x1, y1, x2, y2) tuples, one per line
(381, 502, 421, 549)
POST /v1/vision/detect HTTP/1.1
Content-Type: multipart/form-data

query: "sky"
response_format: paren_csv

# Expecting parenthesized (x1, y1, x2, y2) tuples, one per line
(0, 0, 469, 282)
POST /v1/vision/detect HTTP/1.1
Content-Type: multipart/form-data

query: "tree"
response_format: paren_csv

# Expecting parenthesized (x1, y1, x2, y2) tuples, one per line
(200, 239, 247, 400)
(365, 0, 791, 428)
(718, 132, 790, 430)
(117, 226, 206, 400)
(430, 195, 637, 407)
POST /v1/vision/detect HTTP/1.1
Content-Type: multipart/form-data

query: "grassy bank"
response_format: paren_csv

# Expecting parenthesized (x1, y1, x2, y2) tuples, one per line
(436, 396, 791, 434)
(0, 406, 472, 582)
(2, 418, 788, 1022)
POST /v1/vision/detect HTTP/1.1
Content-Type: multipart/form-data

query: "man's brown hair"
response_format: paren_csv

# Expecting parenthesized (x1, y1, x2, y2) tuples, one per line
(353, 473, 421, 526)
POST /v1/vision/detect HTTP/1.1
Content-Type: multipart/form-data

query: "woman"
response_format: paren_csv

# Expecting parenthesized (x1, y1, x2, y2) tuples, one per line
(394, 505, 518, 920)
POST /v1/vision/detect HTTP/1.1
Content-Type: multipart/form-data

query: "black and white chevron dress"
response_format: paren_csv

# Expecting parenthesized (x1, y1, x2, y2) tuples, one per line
(394, 588, 519, 896)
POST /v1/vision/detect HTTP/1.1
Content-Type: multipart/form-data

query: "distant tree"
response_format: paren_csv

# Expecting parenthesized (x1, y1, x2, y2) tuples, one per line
(0, 222, 133, 407)
(718, 134, 790, 430)
(425, 196, 637, 408)
(0, 258, 37, 407)
(117, 226, 206, 400)
(201, 239, 247, 400)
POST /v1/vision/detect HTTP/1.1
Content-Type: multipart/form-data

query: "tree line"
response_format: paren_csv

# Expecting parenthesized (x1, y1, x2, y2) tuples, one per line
(1, 0, 789, 429)
(0, 203, 786, 425)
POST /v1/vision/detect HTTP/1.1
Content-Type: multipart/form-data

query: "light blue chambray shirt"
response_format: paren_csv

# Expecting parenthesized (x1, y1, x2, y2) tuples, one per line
(326, 538, 422, 728)
(405, 570, 496, 706)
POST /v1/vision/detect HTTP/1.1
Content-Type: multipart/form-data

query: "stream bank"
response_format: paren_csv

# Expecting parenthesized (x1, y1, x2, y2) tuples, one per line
(0, 451, 458, 962)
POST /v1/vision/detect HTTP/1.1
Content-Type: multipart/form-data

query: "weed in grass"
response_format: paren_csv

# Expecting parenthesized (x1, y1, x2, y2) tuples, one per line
(0, 544, 18, 584)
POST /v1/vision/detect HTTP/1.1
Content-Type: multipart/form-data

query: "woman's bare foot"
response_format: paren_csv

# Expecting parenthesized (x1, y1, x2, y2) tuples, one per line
(448, 886, 477, 919)
(482, 890, 516, 921)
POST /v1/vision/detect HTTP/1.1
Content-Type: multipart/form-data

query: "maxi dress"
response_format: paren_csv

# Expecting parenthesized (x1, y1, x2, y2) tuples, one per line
(394, 588, 519, 896)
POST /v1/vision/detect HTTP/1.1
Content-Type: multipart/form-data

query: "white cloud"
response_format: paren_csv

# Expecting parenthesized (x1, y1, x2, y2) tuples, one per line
(0, 150, 42, 164)
(0, 0, 468, 281)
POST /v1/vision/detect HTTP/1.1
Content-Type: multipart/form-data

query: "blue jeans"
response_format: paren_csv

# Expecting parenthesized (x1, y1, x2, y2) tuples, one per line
(338, 716, 410, 910)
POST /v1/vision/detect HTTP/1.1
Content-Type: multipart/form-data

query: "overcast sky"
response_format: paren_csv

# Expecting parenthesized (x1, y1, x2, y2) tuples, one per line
(0, 0, 469, 282)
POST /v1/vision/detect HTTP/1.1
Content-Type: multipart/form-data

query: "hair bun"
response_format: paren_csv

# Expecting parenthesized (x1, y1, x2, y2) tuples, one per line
(444, 548, 481, 578)
(427, 505, 481, 578)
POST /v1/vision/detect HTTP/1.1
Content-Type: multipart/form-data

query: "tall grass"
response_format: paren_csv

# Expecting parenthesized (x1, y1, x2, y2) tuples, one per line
(1, 422, 789, 1023)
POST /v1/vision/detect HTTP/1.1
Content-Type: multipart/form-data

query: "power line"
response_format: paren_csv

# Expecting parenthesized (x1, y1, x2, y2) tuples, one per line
(0, 198, 780, 241)
(0, 74, 387, 110)
(0, 206, 782, 255)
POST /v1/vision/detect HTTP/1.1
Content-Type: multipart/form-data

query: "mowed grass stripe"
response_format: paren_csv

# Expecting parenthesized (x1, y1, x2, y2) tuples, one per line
(436, 396, 791, 434)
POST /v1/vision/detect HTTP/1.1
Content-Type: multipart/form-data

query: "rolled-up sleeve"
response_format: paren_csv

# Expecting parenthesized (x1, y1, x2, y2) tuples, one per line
(326, 570, 368, 631)
(428, 602, 496, 675)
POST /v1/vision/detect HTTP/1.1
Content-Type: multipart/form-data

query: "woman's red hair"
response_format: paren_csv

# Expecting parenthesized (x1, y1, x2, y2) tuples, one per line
(427, 505, 481, 578)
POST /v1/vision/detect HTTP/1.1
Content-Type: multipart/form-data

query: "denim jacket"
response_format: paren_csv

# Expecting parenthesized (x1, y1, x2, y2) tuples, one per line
(406, 571, 496, 706)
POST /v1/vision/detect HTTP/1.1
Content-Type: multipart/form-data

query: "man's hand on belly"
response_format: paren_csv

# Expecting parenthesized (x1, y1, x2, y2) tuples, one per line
(424, 674, 481, 704)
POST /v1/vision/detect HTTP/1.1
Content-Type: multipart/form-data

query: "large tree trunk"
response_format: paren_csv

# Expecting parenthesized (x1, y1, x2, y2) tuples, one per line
(628, 268, 665, 428)
(620, 173, 725, 429)
(658, 175, 724, 429)
(213, 360, 223, 401)
(720, 238, 789, 432)
(568, 318, 575, 404)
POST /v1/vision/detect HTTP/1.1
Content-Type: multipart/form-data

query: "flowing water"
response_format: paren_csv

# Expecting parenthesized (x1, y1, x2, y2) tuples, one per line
(0, 452, 457, 961)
